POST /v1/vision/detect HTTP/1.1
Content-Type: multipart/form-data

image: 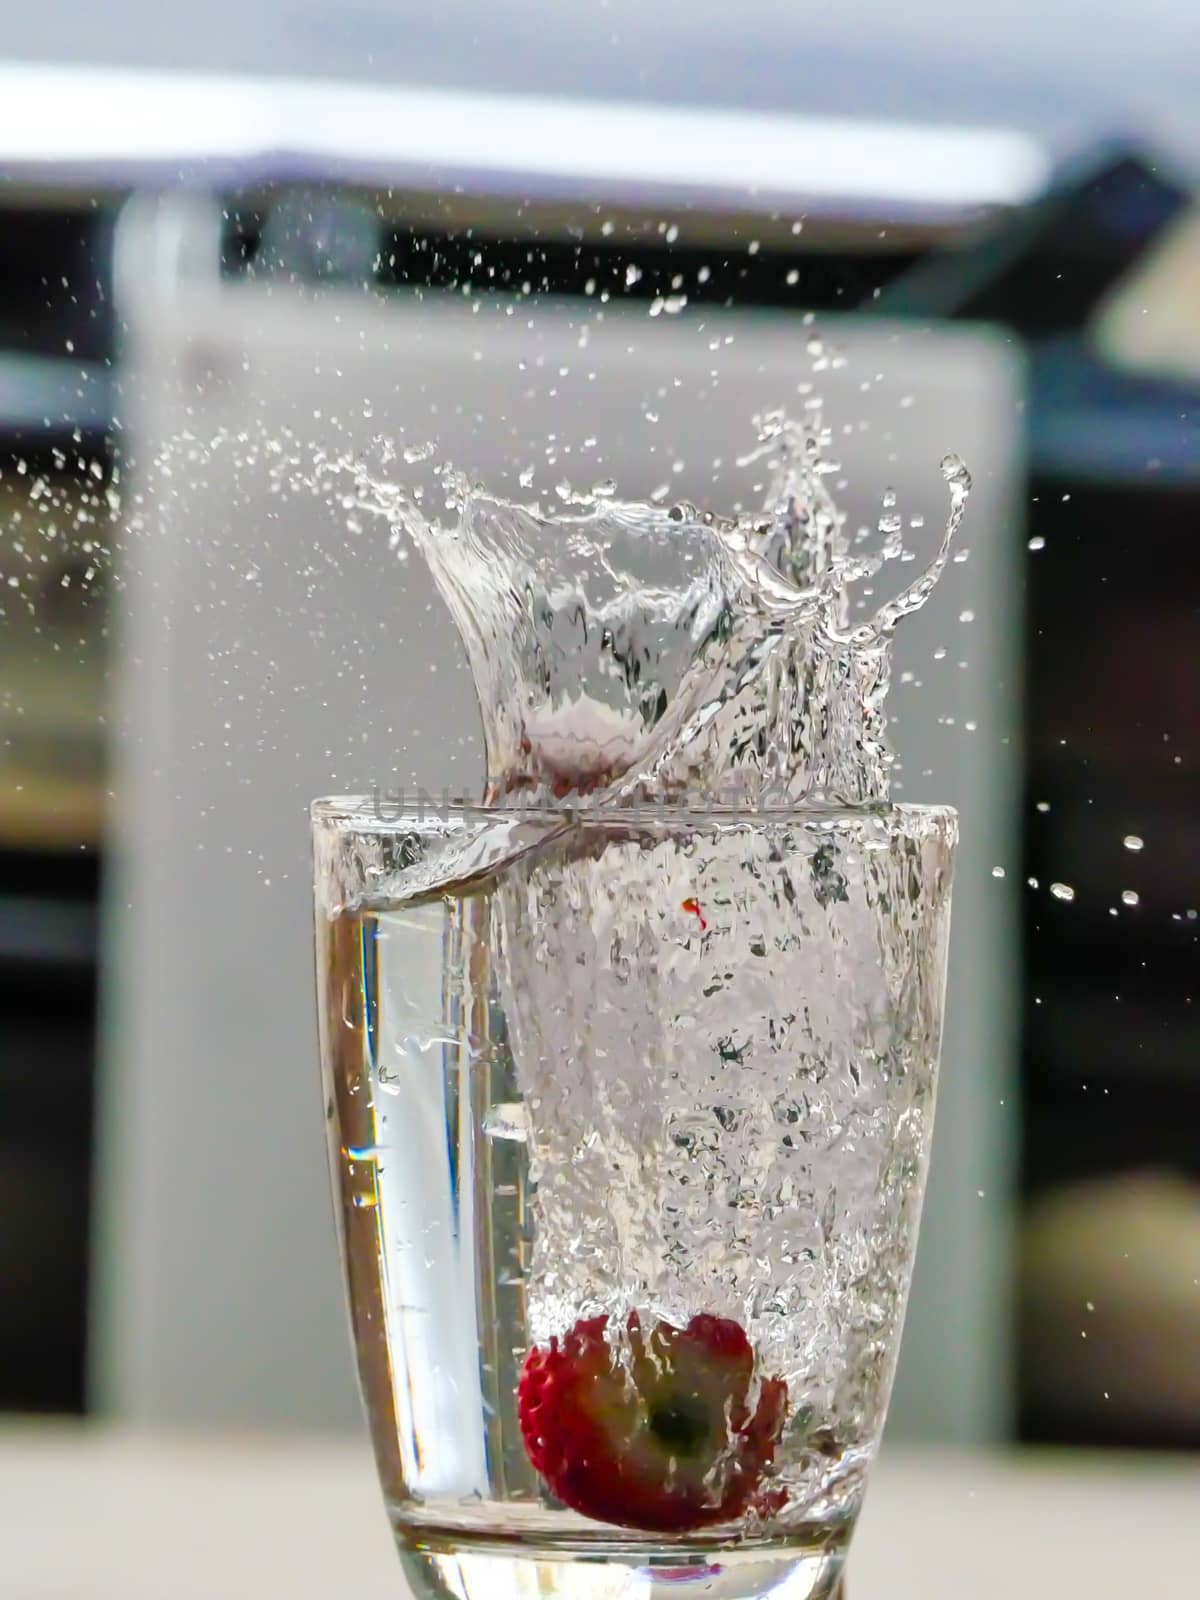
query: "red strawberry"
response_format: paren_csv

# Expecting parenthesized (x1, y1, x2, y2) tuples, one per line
(517, 1310, 787, 1533)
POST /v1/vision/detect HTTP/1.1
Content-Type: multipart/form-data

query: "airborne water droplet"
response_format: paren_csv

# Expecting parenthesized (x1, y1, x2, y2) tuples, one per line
(483, 1104, 531, 1143)
(1049, 882, 1076, 903)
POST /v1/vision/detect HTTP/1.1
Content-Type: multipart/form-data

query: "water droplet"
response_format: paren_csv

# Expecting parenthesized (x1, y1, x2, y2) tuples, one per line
(1027, 535, 1046, 551)
(1035, 801, 1050, 813)
(625, 264, 643, 288)
(1050, 882, 1076, 903)
(402, 441, 435, 465)
(991, 866, 1006, 878)
(1121, 890, 1140, 907)
(483, 1103, 530, 1143)
(1123, 834, 1144, 852)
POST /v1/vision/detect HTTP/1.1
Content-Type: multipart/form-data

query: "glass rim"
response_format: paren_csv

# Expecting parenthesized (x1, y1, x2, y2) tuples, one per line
(310, 793, 957, 830)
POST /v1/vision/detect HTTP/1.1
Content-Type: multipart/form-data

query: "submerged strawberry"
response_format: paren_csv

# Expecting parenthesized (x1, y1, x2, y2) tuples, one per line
(517, 1311, 787, 1533)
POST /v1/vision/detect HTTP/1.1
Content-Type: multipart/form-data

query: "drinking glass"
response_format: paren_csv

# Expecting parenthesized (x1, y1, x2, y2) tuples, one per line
(313, 794, 955, 1600)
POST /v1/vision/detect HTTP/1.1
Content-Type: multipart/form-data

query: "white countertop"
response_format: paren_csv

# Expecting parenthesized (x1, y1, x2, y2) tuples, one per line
(2, 1425, 1196, 1598)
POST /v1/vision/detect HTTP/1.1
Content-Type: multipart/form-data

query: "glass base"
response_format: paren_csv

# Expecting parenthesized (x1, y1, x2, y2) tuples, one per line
(396, 1529, 848, 1600)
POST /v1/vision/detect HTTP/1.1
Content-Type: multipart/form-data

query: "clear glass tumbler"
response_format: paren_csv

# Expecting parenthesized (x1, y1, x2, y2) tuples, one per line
(313, 796, 956, 1600)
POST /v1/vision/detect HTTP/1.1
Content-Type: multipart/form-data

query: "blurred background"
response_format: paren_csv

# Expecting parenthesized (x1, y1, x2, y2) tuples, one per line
(1, 0, 1197, 1565)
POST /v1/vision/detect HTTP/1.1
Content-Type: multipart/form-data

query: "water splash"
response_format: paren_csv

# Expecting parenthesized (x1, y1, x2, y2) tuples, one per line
(344, 410, 970, 810)
(136, 403, 969, 818)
